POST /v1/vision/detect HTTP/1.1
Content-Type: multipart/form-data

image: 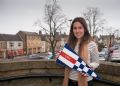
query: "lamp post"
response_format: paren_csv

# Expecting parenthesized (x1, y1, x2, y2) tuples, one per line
(102, 27, 104, 36)
(68, 19, 72, 26)
(107, 29, 118, 61)
(109, 29, 118, 47)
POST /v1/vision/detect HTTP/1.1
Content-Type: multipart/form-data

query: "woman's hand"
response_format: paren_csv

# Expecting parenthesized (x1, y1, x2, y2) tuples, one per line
(54, 51, 61, 60)
(81, 72, 88, 77)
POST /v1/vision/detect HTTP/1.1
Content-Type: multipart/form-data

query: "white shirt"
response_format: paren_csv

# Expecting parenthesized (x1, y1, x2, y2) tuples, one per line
(69, 41, 99, 81)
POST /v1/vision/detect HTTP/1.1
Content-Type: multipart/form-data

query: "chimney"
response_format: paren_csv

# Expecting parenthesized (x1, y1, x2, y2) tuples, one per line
(39, 30, 42, 35)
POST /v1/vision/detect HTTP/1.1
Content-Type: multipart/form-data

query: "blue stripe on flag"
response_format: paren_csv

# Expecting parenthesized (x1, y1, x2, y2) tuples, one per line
(64, 44, 77, 55)
(87, 69, 93, 75)
(79, 64, 84, 69)
(96, 75, 101, 80)
(73, 65, 78, 69)
(56, 59, 67, 67)
(77, 58, 82, 63)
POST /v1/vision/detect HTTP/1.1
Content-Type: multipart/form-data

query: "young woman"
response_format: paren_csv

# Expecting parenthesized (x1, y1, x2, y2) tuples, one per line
(62, 17, 99, 86)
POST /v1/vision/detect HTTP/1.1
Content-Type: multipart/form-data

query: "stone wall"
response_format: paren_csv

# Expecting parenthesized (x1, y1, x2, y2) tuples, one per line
(0, 59, 64, 86)
(0, 59, 120, 86)
(97, 61, 120, 83)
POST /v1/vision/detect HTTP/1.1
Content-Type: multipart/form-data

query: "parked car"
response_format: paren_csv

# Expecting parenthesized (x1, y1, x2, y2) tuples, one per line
(112, 44, 120, 50)
(98, 53, 105, 60)
(111, 50, 120, 61)
(28, 54, 44, 59)
(98, 48, 108, 60)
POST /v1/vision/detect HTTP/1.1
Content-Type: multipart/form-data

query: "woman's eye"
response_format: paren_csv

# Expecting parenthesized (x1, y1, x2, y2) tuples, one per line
(73, 27, 77, 30)
(79, 27, 82, 29)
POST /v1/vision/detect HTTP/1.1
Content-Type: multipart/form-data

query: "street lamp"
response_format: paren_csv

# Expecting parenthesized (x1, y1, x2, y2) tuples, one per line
(109, 29, 119, 47)
(102, 27, 104, 36)
(68, 19, 72, 25)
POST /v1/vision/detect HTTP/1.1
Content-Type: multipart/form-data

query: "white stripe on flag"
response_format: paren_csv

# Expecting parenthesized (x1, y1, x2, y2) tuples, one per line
(91, 72, 97, 77)
(77, 68, 82, 72)
(63, 48, 79, 60)
(83, 66, 89, 72)
(75, 61, 81, 67)
(58, 55, 74, 68)
(81, 61, 86, 66)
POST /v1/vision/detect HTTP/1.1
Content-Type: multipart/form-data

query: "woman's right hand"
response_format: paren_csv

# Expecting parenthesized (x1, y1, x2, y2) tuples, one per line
(81, 72, 88, 77)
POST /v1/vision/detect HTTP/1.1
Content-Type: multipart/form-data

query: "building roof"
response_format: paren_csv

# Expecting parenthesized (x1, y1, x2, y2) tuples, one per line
(0, 34, 22, 41)
(60, 34, 68, 38)
(100, 35, 114, 38)
(18, 30, 38, 36)
(39, 32, 68, 41)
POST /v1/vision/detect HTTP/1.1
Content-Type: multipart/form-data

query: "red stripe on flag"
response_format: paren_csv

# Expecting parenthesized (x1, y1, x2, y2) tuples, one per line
(60, 51, 76, 64)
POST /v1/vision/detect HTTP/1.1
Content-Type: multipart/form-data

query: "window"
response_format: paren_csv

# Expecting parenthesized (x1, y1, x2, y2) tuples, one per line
(10, 42, 14, 47)
(18, 43, 21, 47)
(33, 48, 36, 53)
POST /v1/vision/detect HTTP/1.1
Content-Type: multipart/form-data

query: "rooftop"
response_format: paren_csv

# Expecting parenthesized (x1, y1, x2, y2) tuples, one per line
(0, 34, 22, 41)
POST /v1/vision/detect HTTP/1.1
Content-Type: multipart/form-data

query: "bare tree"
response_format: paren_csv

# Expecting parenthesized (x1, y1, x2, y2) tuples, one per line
(35, 0, 67, 59)
(103, 27, 119, 61)
(83, 7, 105, 36)
(106, 27, 119, 45)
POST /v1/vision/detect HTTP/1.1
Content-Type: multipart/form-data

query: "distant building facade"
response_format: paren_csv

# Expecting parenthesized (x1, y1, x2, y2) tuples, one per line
(99, 35, 115, 47)
(39, 31, 68, 52)
(60, 33, 68, 50)
(17, 31, 42, 54)
(0, 34, 23, 59)
(39, 34, 49, 52)
(0, 41, 6, 58)
(0, 30, 69, 58)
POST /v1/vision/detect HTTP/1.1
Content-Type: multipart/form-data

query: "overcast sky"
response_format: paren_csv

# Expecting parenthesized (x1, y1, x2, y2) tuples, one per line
(0, 0, 120, 35)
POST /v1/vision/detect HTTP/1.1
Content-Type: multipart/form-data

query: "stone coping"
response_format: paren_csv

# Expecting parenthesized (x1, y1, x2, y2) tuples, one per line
(97, 61, 120, 76)
(0, 59, 120, 83)
(0, 59, 63, 71)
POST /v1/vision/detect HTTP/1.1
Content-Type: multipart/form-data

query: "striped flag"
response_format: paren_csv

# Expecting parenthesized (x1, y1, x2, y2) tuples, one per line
(56, 43, 100, 80)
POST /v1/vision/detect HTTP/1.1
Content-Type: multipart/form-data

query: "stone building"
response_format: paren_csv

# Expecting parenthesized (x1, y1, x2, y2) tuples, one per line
(99, 35, 115, 47)
(17, 31, 42, 54)
(39, 31, 68, 52)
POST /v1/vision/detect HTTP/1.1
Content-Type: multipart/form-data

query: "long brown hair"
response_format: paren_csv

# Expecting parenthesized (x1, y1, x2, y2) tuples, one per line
(67, 17, 93, 56)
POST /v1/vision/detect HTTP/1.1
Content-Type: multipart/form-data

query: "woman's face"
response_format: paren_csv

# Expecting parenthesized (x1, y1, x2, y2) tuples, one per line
(73, 22, 85, 40)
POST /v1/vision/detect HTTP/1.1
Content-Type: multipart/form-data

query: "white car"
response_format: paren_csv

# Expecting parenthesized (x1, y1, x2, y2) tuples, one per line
(28, 54, 44, 59)
(98, 48, 108, 60)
